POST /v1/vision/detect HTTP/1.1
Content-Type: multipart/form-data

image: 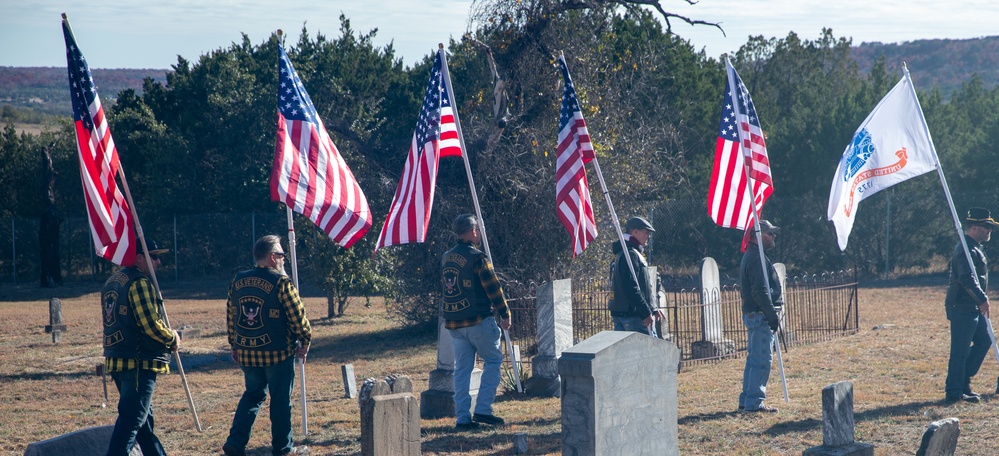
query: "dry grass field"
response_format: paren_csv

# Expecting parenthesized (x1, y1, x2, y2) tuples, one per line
(1, 278, 998, 455)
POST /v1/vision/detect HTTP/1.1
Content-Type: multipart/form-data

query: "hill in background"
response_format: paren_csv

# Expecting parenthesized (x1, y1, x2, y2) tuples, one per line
(850, 36, 999, 95)
(0, 66, 167, 118)
(2, 35, 998, 121)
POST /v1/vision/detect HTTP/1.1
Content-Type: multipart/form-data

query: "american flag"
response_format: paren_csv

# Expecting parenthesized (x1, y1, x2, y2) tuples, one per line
(270, 45, 371, 248)
(63, 20, 135, 266)
(375, 50, 462, 250)
(555, 56, 597, 257)
(707, 59, 773, 235)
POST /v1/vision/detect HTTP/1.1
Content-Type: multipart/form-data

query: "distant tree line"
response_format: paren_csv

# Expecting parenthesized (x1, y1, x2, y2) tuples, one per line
(3, 1, 999, 325)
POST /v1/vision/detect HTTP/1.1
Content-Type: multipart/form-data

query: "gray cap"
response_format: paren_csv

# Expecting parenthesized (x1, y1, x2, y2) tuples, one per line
(624, 216, 655, 232)
(755, 220, 780, 234)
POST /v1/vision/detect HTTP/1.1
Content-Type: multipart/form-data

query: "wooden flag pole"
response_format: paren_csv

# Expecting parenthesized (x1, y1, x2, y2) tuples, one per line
(276, 29, 309, 435)
(439, 44, 522, 392)
(62, 12, 202, 431)
(725, 56, 788, 403)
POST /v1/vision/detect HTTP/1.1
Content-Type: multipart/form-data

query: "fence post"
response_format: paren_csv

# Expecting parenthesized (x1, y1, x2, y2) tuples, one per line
(251, 211, 256, 251)
(11, 217, 16, 285)
(174, 214, 179, 282)
(884, 190, 891, 280)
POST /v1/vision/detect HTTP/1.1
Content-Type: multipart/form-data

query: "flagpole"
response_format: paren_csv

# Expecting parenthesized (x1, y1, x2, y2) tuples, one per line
(62, 13, 202, 431)
(725, 56, 788, 402)
(904, 63, 999, 364)
(439, 44, 522, 393)
(276, 29, 308, 435)
(113, 154, 204, 433)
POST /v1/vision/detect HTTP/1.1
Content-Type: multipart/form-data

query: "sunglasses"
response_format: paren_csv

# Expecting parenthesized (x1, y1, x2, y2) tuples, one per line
(273, 251, 286, 258)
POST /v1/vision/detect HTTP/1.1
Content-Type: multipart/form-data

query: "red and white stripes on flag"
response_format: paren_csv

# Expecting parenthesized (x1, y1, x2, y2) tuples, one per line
(555, 56, 597, 257)
(63, 19, 135, 266)
(270, 45, 371, 248)
(708, 59, 773, 232)
(375, 49, 461, 251)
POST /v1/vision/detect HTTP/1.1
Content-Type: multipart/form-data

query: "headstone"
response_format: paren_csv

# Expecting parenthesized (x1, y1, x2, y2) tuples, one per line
(774, 263, 788, 330)
(342, 364, 358, 398)
(916, 418, 959, 456)
(645, 266, 669, 339)
(559, 331, 680, 456)
(691, 258, 735, 359)
(802, 381, 874, 456)
(360, 375, 421, 456)
(23, 425, 141, 456)
(420, 316, 480, 418)
(52, 329, 62, 344)
(512, 432, 529, 454)
(525, 279, 572, 397)
(175, 325, 200, 339)
(44, 298, 67, 333)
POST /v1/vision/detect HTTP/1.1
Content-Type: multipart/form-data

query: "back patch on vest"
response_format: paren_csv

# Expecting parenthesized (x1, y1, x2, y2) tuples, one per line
(238, 296, 266, 330)
(102, 291, 119, 326)
(442, 266, 470, 312)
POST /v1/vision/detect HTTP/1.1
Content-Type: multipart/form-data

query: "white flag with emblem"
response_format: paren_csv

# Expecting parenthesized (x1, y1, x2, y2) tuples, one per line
(827, 74, 938, 250)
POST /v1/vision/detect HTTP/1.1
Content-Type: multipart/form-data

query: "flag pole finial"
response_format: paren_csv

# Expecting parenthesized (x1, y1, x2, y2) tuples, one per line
(277, 29, 283, 36)
(438, 43, 444, 50)
(61, 12, 67, 20)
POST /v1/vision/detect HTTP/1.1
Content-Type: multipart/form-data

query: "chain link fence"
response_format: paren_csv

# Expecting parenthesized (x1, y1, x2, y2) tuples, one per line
(3, 189, 998, 286)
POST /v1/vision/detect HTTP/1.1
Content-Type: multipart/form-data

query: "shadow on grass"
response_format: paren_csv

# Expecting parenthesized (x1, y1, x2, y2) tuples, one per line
(309, 326, 437, 365)
(0, 370, 97, 382)
(678, 410, 743, 424)
(762, 399, 943, 436)
(421, 426, 561, 455)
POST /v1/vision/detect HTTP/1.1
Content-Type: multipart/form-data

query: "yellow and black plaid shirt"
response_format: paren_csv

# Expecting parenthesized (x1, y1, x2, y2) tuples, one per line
(445, 249, 511, 330)
(105, 276, 176, 374)
(227, 267, 312, 367)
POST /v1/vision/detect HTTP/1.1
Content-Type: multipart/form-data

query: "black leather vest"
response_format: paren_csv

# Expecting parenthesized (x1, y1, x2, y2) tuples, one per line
(441, 242, 492, 321)
(101, 267, 171, 363)
(230, 268, 290, 351)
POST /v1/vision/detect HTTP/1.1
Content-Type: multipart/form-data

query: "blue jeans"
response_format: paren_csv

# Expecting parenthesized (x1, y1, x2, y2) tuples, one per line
(945, 306, 992, 397)
(448, 317, 503, 425)
(613, 316, 654, 336)
(225, 356, 296, 456)
(107, 368, 166, 456)
(739, 312, 774, 410)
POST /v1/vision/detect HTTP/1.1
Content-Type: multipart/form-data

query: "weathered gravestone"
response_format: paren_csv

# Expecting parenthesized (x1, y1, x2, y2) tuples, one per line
(23, 425, 141, 456)
(691, 258, 735, 359)
(342, 364, 358, 399)
(359, 374, 420, 456)
(420, 316, 480, 419)
(916, 417, 959, 456)
(802, 381, 874, 456)
(559, 331, 680, 456)
(525, 279, 572, 397)
(44, 297, 67, 334)
(512, 432, 529, 454)
(175, 324, 200, 340)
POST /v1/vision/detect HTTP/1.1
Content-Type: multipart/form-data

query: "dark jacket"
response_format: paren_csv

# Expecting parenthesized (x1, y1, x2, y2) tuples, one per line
(740, 245, 783, 325)
(101, 267, 172, 364)
(229, 267, 292, 352)
(945, 235, 988, 311)
(609, 237, 654, 319)
(441, 241, 493, 322)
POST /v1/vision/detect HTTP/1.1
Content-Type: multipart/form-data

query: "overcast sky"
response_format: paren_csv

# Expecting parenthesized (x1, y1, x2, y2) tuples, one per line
(1, 0, 996, 69)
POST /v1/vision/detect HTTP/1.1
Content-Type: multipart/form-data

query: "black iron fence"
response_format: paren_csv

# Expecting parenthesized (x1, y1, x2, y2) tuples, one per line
(571, 269, 858, 367)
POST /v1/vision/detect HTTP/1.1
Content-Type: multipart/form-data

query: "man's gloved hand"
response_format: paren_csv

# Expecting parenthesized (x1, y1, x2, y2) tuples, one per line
(768, 318, 780, 333)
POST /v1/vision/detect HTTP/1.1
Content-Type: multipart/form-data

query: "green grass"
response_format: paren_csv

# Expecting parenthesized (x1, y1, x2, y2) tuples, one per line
(1, 280, 997, 454)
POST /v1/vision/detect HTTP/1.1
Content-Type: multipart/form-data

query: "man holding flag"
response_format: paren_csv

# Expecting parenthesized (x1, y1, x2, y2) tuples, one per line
(101, 239, 178, 456)
(708, 57, 788, 406)
(943, 208, 997, 403)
